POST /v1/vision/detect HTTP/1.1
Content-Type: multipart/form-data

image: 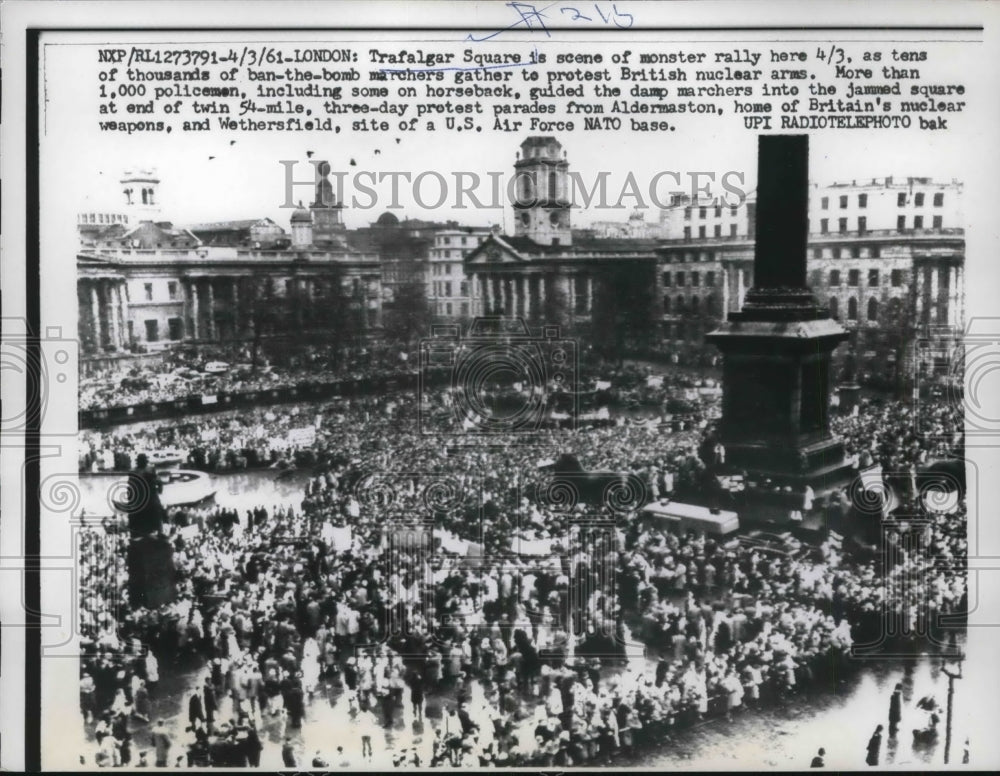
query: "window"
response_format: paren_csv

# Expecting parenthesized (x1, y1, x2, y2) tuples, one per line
(699, 207, 707, 219)
(729, 224, 737, 237)
(821, 197, 829, 210)
(684, 207, 691, 220)
(144, 319, 159, 341)
(897, 192, 907, 207)
(683, 226, 691, 240)
(839, 195, 848, 209)
(858, 193, 868, 208)
(167, 281, 178, 300)
(872, 246, 881, 258)
(690, 296, 699, 314)
(446, 302, 453, 316)
(851, 246, 860, 259)
(460, 281, 469, 296)
(848, 269, 860, 287)
(915, 192, 925, 207)
(897, 215, 906, 230)
(705, 271, 716, 286)
(868, 269, 880, 286)
(714, 225, 722, 238)
(144, 283, 153, 301)
(934, 192, 944, 207)
(714, 206, 722, 218)
(891, 269, 903, 287)
(675, 294, 685, 312)
(829, 297, 839, 319)
(858, 216, 867, 234)
(848, 297, 858, 320)
(933, 215, 943, 229)
(676, 271, 685, 286)
(461, 303, 469, 316)
(662, 272, 672, 287)
(549, 171, 557, 199)
(820, 218, 829, 234)
(813, 248, 822, 259)
(867, 297, 879, 322)
(663, 296, 671, 314)
(829, 270, 841, 286)
(730, 205, 738, 217)
(698, 226, 706, 238)
(914, 215, 923, 229)
(838, 218, 848, 233)
(167, 318, 183, 340)
(691, 271, 700, 287)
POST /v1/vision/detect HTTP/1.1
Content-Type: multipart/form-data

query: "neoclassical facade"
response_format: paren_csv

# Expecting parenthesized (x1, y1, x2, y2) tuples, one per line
(77, 164, 382, 358)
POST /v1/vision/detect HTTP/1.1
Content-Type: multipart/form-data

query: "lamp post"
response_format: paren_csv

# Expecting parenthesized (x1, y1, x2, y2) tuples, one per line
(941, 648, 964, 765)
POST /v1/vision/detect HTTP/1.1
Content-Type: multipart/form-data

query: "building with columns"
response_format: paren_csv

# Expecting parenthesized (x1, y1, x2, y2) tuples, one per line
(465, 138, 660, 348)
(77, 162, 382, 359)
(656, 176, 965, 387)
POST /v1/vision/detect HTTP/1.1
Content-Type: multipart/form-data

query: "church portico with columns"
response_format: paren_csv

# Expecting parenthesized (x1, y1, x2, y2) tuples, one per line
(463, 137, 661, 337)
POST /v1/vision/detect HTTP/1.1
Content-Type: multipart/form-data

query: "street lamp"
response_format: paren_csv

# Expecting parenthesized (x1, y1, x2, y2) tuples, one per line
(941, 648, 964, 765)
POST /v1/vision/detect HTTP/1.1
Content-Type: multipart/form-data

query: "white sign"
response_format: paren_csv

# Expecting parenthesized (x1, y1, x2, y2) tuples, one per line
(286, 426, 316, 446)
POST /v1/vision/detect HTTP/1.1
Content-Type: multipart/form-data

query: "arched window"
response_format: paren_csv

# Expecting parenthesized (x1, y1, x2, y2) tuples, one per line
(141, 189, 148, 205)
(520, 173, 533, 203)
(829, 297, 839, 319)
(867, 297, 879, 322)
(676, 294, 685, 313)
(663, 296, 671, 314)
(124, 189, 132, 205)
(690, 296, 700, 314)
(848, 297, 858, 320)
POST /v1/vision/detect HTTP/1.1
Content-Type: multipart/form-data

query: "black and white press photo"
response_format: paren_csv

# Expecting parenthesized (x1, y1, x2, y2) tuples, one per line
(2, 0, 1000, 771)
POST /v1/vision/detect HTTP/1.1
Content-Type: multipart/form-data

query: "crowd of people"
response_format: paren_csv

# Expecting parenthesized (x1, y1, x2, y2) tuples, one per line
(76, 366, 967, 768)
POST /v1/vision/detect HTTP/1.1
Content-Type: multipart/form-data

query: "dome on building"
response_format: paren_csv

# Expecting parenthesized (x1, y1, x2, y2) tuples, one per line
(376, 211, 400, 227)
(291, 202, 312, 224)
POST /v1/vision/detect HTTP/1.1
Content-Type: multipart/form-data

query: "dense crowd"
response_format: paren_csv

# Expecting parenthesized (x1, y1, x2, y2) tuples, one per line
(76, 377, 966, 768)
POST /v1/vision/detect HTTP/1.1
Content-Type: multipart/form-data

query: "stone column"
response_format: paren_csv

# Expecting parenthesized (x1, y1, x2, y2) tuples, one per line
(914, 266, 924, 325)
(231, 278, 240, 337)
(930, 264, 939, 323)
(722, 267, 731, 320)
(206, 280, 216, 339)
(736, 268, 746, 309)
(586, 275, 594, 313)
(539, 274, 547, 312)
(90, 283, 103, 352)
(118, 282, 129, 348)
(485, 275, 494, 315)
(191, 280, 201, 339)
(108, 281, 121, 350)
(522, 275, 531, 319)
(955, 264, 965, 327)
(567, 274, 577, 317)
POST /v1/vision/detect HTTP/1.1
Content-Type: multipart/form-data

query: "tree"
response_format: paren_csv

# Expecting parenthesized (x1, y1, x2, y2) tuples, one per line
(383, 278, 432, 347)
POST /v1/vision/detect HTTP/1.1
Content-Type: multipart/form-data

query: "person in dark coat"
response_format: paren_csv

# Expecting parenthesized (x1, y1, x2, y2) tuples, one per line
(866, 724, 883, 766)
(203, 679, 218, 732)
(810, 747, 825, 767)
(888, 683, 903, 734)
(281, 737, 297, 767)
(188, 689, 205, 728)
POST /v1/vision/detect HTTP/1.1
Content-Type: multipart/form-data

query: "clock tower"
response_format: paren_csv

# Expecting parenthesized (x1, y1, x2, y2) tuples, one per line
(513, 136, 572, 246)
